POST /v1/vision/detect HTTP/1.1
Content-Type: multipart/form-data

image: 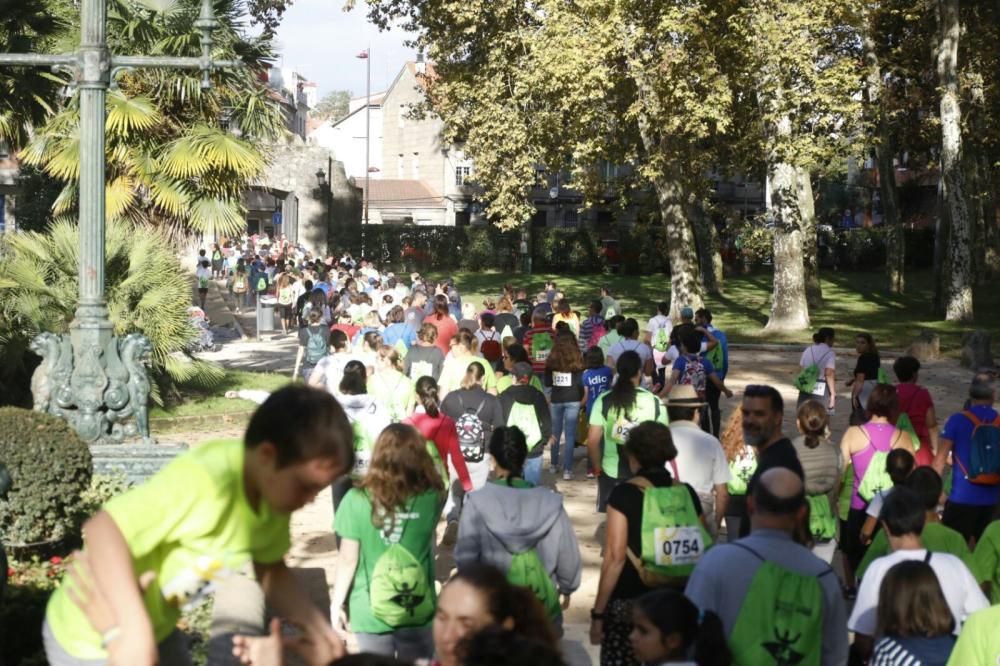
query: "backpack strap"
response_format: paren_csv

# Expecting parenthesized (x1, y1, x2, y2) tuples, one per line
(627, 475, 654, 491)
(924, 550, 933, 564)
(962, 410, 983, 428)
(731, 541, 836, 579)
(669, 459, 680, 480)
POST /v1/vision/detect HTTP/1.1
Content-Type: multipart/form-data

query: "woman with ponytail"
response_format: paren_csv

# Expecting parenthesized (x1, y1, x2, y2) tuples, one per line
(438, 328, 498, 399)
(440, 362, 504, 523)
(369, 345, 416, 422)
(405, 376, 473, 514)
(455, 427, 581, 634)
(792, 399, 843, 563)
(629, 588, 731, 666)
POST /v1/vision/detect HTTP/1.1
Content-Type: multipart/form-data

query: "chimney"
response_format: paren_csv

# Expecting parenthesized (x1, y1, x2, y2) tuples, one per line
(415, 48, 426, 75)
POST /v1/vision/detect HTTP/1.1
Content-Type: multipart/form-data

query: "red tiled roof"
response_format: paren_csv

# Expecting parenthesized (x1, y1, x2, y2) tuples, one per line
(355, 179, 445, 209)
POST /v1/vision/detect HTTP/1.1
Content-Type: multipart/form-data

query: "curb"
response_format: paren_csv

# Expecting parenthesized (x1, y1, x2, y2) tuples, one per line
(150, 410, 254, 431)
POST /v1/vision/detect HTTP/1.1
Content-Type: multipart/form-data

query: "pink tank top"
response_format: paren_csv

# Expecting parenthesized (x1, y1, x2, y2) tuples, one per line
(850, 422, 896, 510)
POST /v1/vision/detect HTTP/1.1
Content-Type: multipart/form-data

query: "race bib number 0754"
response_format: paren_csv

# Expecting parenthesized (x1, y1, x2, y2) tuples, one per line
(653, 526, 703, 566)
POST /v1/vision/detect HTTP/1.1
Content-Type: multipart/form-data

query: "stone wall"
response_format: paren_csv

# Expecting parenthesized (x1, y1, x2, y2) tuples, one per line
(253, 137, 361, 255)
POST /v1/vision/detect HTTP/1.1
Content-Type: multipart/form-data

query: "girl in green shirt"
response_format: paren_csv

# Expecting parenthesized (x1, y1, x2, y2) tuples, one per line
(331, 423, 445, 661)
(368, 345, 416, 422)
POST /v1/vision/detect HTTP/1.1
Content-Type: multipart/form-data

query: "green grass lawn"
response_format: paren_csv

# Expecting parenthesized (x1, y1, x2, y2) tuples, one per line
(430, 269, 999, 354)
(150, 370, 291, 420)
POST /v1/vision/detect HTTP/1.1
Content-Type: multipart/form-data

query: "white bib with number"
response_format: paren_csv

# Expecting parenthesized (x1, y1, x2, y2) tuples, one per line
(611, 415, 639, 444)
(811, 380, 826, 396)
(653, 526, 704, 567)
(552, 371, 572, 388)
(410, 361, 433, 380)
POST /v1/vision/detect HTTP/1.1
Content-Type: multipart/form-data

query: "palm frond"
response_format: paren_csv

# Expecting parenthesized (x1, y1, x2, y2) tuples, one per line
(106, 176, 137, 221)
(106, 91, 160, 137)
(187, 197, 245, 237)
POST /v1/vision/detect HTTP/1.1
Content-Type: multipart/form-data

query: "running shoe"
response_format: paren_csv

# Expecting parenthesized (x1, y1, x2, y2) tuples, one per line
(563, 471, 572, 481)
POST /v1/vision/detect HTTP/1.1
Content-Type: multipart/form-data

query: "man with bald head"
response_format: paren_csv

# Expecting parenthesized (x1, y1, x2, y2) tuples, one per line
(686, 467, 848, 665)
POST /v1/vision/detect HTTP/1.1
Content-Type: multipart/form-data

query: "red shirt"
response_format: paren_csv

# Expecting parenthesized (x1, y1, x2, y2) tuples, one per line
(405, 412, 473, 491)
(522, 325, 555, 374)
(895, 382, 934, 466)
(331, 323, 360, 341)
(426, 313, 458, 357)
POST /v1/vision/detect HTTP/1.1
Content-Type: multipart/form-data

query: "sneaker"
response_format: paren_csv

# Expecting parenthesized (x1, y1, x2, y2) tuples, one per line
(586, 470, 596, 479)
(548, 464, 558, 475)
(562, 470, 572, 481)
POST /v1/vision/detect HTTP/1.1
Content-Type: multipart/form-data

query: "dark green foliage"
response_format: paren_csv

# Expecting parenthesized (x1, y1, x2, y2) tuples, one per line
(0, 407, 92, 548)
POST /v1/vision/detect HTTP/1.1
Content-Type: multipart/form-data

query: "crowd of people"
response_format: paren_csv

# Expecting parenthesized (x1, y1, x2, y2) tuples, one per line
(41, 252, 1000, 666)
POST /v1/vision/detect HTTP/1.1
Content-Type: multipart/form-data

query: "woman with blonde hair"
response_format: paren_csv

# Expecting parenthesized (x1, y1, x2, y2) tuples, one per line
(369, 345, 416, 422)
(438, 328, 497, 399)
(405, 323, 445, 382)
(331, 423, 446, 660)
(792, 399, 843, 562)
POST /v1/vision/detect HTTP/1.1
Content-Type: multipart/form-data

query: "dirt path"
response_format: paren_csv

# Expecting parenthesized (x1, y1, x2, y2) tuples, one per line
(168, 347, 981, 665)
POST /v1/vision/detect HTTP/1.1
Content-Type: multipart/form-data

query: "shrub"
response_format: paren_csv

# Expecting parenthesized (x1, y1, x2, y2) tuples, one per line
(2, 555, 68, 666)
(0, 408, 92, 549)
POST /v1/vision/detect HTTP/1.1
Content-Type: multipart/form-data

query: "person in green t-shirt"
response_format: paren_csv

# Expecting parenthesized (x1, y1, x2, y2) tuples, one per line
(437, 329, 498, 400)
(946, 604, 1000, 665)
(330, 423, 446, 661)
(586, 350, 668, 512)
(43, 386, 354, 666)
(972, 519, 1000, 603)
(857, 467, 981, 581)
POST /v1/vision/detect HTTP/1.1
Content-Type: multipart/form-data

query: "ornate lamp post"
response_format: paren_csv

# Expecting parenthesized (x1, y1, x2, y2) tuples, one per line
(0, 0, 238, 444)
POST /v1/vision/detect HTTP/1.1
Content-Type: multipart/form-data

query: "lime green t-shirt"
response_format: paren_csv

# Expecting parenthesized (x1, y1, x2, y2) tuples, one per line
(856, 521, 980, 581)
(438, 355, 497, 395)
(598, 331, 623, 354)
(946, 605, 1000, 665)
(46, 439, 291, 659)
(972, 520, 1000, 604)
(368, 370, 415, 422)
(589, 388, 668, 479)
(497, 373, 544, 394)
(333, 488, 443, 633)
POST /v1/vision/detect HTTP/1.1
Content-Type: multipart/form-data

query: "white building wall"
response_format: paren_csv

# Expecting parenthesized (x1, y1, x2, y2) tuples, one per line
(311, 107, 383, 181)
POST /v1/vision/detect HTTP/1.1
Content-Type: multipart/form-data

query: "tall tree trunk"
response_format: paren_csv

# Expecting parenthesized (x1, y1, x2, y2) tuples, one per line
(688, 200, 724, 295)
(936, 0, 974, 322)
(933, 176, 950, 313)
(862, 6, 905, 293)
(796, 167, 822, 308)
(966, 72, 988, 285)
(653, 176, 705, 319)
(766, 159, 811, 331)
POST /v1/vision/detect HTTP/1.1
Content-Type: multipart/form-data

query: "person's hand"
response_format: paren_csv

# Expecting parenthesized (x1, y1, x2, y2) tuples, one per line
(561, 593, 572, 611)
(330, 606, 350, 641)
(589, 619, 603, 645)
(845, 378, 854, 387)
(287, 621, 346, 666)
(232, 618, 284, 666)
(724, 388, 734, 399)
(106, 632, 158, 666)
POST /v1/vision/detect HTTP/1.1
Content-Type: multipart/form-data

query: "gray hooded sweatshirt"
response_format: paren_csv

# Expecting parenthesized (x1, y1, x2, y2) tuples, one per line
(454, 481, 582, 596)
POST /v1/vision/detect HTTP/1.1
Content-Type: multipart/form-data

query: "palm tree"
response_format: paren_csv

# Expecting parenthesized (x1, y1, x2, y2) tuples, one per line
(0, 0, 72, 150)
(0, 218, 225, 406)
(19, 0, 288, 238)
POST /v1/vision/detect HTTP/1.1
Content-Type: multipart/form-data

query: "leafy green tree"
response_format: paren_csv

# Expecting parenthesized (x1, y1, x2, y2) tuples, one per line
(314, 90, 352, 122)
(19, 0, 287, 239)
(0, 219, 223, 407)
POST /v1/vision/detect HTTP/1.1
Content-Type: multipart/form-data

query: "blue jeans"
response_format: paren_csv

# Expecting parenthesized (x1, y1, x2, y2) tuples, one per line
(550, 401, 581, 472)
(524, 455, 543, 486)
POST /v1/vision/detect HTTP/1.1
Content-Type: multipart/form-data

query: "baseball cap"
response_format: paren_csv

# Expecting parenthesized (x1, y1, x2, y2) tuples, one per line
(680, 306, 694, 319)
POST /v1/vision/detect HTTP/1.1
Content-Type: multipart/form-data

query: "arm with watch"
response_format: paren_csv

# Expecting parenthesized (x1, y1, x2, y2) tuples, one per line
(589, 505, 629, 645)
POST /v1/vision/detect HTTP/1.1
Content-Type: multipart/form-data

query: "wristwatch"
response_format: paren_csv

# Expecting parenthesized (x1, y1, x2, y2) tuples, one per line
(590, 608, 606, 621)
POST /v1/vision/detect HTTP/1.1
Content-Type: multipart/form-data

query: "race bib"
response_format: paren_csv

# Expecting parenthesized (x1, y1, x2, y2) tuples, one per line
(534, 348, 551, 362)
(611, 415, 639, 444)
(552, 372, 572, 388)
(410, 361, 433, 380)
(653, 526, 704, 567)
(353, 449, 372, 477)
(161, 556, 234, 611)
(811, 380, 826, 397)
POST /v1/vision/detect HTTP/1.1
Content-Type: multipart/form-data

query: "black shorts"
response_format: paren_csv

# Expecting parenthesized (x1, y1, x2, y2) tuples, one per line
(839, 506, 870, 571)
(943, 501, 996, 545)
(597, 473, 621, 513)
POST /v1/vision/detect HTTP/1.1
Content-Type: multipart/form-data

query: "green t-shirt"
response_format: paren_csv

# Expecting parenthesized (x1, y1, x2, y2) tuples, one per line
(598, 330, 623, 354)
(497, 373, 544, 394)
(46, 439, 291, 659)
(972, 520, 1000, 604)
(438, 355, 497, 395)
(857, 521, 980, 581)
(367, 370, 415, 423)
(946, 605, 1000, 665)
(589, 388, 668, 479)
(333, 488, 443, 633)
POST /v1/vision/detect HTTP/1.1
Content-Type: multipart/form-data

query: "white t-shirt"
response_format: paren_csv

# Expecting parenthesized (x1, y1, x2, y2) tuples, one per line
(646, 314, 672, 337)
(866, 488, 894, 519)
(668, 421, 732, 495)
(799, 343, 836, 371)
(313, 352, 365, 394)
(848, 549, 988, 637)
(607, 339, 654, 366)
